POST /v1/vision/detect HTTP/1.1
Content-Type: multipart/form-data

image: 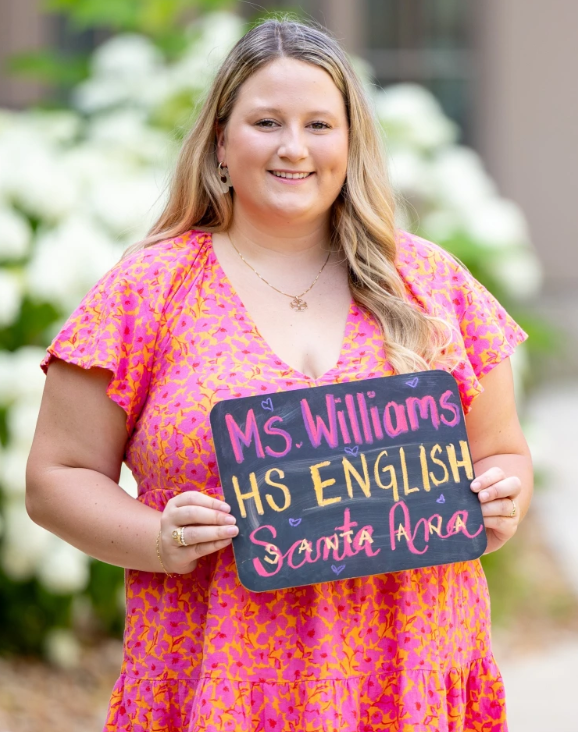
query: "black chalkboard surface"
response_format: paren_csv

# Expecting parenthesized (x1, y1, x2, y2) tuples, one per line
(210, 370, 486, 592)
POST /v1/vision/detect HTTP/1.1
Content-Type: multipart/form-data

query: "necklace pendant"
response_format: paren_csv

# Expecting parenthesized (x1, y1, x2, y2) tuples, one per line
(290, 296, 308, 312)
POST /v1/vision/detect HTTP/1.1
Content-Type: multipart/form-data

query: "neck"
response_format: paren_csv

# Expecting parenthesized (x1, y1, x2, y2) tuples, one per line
(228, 209, 331, 259)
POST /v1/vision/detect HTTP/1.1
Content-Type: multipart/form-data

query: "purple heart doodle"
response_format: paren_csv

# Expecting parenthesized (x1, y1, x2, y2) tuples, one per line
(261, 397, 274, 411)
(295, 442, 303, 448)
(344, 445, 359, 457)
(436, 494, 446, 504)
(367, 391, 376, 398)
(406, 377, 419, 388)
(289, 518, 302, 527)
(331, 564, 346, 576)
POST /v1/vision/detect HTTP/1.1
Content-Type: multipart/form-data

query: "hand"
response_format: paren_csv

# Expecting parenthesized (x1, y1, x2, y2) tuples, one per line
(470, 467, 522, 554)
(158, 492, 238, 575)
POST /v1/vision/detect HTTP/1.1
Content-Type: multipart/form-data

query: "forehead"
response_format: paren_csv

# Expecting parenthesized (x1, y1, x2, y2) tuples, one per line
(232, 57, 346, 115)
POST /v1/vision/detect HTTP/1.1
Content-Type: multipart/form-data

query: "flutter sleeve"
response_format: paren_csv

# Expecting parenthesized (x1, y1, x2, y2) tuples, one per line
(40, 233, 205, 433)
(396, 231, 529, 414)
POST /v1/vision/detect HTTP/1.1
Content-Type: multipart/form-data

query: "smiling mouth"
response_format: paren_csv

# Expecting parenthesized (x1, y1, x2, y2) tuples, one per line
(269, 171, 313, 179)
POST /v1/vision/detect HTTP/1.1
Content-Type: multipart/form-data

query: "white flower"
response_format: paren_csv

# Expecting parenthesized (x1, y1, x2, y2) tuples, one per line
(92, 34, 163, 79)
(74, 34, 164, 114)
(1, 499, 52, 580)
(420, 209, 461, 242)
(36, 539, 90, 594)
(119, 463, 138, 498)
(44, 628, 81, 669)
(0, 269, 21, 326)
(388, 148, 433, 198)
(26, 216, 119, 311)
(460, 197, 531, 249)
(0, 206, 32, 260)
(0, 126, 78, 222)
(89, 170, 167, 239)
(430, 147, 497, 213)
(0, 445, 29, 495)
(86, 109, 173, 166)
(0, 350, 12, 405)
(27, 110, 81, 144)
(0, 348, 46, 407)
(489, 248, 543, 300)
(7, 396, 41, 450)
(375, 83, 459, 150)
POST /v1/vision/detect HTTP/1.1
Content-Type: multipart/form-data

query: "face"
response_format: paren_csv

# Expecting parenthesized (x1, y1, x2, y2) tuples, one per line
(216, 57, 349, 228)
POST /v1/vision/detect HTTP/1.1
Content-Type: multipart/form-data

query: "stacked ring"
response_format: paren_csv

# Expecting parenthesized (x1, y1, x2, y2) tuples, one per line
(509, 498, 517, 518)
(172, 527, 188, 547)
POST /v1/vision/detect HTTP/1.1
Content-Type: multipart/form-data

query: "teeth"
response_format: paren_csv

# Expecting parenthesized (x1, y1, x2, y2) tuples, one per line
(271, 171, 311, 179)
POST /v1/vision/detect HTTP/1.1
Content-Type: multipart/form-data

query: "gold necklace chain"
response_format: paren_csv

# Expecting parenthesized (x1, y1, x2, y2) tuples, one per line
(227, 232, 331, 312)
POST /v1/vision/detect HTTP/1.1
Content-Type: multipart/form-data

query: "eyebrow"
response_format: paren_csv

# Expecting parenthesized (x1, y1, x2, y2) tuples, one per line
(250, 106, 338, 118)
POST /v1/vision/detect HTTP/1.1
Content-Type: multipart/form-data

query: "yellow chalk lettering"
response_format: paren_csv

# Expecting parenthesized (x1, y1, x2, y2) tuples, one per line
(264, 544, 280, 564)
(400, 447, 419, 495)
(419, 445, 431, 492)
(357, 529, 374, 546)
(298, 539, 313, 554)
(454, 515, 467, 534)
(264, 468, 291, 512)
(339, 530, 354, 544)
(324, 535, 339, 551)
(231, 473, 264, 518)
(374, 450, 400, 502)
(396, 523, 409, 542)
(342, 454, 371, 498)
(446, 441, 474, 482)
(429, 444, 449, 486)
(310, 460, 341, 507)
(428, 516, 442, 536)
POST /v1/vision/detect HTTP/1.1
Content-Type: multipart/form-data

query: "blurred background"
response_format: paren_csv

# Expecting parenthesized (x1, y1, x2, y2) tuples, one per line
(0, 1, 576, 730)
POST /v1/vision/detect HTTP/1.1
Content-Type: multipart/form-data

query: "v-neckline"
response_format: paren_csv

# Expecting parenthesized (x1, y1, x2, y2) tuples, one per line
(206, 231, 355, 383)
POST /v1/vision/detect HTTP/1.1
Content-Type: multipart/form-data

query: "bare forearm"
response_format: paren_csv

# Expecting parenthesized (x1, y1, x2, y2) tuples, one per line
(473, 452, 533, 520)
(26, 465, 163, 572)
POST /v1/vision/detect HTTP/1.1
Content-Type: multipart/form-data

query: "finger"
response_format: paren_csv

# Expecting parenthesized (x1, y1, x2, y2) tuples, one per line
(482, 515, 518, 534)
(172, 504, 237, 527)
(477, 476, 521, 504)
(168, 491, 231, 513)
(470, 467, 506, 493)
(180, 524, 239, 546)
(480, 497, 519, 518)
(188, 537, 234, 559)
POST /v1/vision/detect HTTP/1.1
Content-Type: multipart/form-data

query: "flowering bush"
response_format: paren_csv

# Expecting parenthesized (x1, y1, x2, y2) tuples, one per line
(0, 12, 542, 659)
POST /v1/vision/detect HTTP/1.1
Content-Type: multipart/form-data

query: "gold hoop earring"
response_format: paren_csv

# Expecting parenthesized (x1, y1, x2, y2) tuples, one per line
(217, 162, 232, 194)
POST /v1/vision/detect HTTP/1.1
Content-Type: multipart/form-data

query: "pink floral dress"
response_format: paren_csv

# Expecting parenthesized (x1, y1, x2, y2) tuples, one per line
(41, 229, 527, 731)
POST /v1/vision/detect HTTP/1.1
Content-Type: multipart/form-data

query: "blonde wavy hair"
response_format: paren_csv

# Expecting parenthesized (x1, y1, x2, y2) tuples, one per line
(133, 18, 455, 374)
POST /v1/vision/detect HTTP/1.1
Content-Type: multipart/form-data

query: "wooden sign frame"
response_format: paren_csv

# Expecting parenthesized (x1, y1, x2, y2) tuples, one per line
(210, 371, 487, 592)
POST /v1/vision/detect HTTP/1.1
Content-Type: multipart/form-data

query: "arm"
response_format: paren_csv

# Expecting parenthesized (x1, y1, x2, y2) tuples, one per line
(26, 359, 237, 574)
(464, 357, 533, 554)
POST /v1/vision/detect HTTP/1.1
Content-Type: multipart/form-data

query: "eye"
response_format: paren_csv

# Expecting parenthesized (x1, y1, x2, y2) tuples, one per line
(255, 118, 279, 128)
(309, 121, 331, 130)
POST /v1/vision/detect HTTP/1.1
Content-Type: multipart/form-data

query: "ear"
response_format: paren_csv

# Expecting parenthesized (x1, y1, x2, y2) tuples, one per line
(215, 123, 227, 165)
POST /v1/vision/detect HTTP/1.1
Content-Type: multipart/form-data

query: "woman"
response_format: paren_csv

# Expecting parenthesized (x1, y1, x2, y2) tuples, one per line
(26, 18, 532, 732)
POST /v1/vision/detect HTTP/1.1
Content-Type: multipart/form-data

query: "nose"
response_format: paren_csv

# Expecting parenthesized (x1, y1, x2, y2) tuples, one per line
(277, 124, 308, 161)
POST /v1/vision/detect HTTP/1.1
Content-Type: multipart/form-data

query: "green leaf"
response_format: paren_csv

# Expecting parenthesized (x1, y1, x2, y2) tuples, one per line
(7, 50, 90, 87)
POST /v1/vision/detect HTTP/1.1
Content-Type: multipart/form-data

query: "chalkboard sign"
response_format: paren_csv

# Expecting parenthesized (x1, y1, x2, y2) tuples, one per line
(210, 370, 486, 592)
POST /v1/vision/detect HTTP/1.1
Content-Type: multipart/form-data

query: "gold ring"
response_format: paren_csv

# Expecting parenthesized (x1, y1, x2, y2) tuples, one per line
(172, 527, 188, 547)
(509, 498, 517, 518)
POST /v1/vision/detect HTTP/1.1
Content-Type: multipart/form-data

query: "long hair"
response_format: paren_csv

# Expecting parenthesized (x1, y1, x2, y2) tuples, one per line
(131, 18, 455, 374)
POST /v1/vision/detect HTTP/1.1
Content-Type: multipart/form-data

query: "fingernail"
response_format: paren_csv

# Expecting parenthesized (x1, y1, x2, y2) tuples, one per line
(224, 515, 236, 525)
(471, 481, 481, 489)
(479, 491, 489, 501)
(220, 502, 231, 512)
(226, 526, 239, 536)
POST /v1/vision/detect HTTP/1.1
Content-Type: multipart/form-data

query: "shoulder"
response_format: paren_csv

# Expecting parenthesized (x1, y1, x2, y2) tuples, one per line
(105, 229, 210, 290)
(395, 229, 465, 282)
(84, 229, 211, 317)
(394, 229, 471, 316)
